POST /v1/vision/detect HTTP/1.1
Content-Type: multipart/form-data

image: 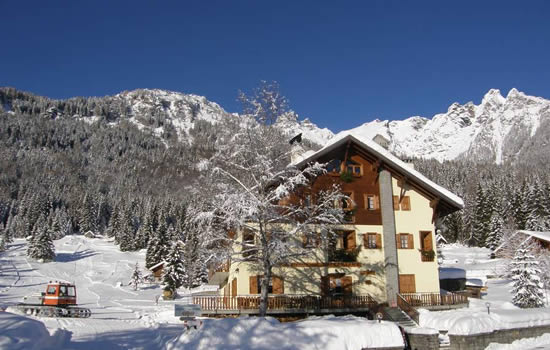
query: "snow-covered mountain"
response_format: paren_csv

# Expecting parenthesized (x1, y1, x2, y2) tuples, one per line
(2, 87, 549, 163)
(326, 88, 550, 164)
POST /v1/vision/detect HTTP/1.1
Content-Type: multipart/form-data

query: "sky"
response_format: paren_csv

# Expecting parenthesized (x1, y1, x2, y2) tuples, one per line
(1, 1, 549, 132)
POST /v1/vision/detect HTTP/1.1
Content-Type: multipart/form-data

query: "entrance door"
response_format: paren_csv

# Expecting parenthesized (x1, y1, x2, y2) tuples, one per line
(399, 274, 416, 293)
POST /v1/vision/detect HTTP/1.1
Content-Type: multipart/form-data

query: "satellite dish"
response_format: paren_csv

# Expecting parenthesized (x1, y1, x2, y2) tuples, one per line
(289, 133, 302, 145)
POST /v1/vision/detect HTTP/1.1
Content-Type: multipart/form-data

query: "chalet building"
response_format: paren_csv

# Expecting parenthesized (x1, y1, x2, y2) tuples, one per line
(201, 133, 466, 316)
(512, 230, 550, 250)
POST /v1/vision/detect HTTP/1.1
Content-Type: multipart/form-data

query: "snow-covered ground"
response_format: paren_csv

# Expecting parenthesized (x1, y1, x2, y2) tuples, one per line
(0, 236, 405, 350)
(3, 238, 550, 349)
(0, 236, 184, 349)
(168, 316, 403, 350)
(421, 244, 550, 349)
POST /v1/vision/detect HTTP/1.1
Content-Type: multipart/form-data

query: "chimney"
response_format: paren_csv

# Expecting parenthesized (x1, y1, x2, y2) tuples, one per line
(289, 133, 304, 163)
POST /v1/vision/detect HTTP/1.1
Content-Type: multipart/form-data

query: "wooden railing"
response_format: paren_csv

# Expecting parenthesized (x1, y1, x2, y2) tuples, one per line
(396, 293, 419, 324)
(192, 294, 376, 312)
(208, 260, 230, 279)
(400, 292, 469, 307)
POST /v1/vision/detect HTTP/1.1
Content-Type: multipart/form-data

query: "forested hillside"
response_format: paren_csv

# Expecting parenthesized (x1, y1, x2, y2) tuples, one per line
(1, 86, 550, 260)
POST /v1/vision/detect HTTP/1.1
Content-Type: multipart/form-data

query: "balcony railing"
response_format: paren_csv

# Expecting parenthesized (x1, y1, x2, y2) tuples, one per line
(420, 250, 435, 262)
(399, 292, 469, 308)
(191, 294, 376, 314)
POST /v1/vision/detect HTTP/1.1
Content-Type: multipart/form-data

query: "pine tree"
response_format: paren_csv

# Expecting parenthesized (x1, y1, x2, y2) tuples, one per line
(118, 205, 136, 251)
(27, 219, 56, 262)
(470, 184, 490, 247)
(510, 248, 545, 308)
(162, 241, 186, 292)
(486, 213, 504, 251)
(130, 262, 143, 290)
(145, 223, 169, 268)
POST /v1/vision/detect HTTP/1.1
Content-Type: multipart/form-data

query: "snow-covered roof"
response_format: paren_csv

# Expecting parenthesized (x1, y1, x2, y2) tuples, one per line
(516, 230, 550, 243)
(149, 261, 166, 271)
(292, 132, 464, 210)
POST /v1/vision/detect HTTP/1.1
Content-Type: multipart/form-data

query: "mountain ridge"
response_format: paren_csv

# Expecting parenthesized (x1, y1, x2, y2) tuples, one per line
(2, 86, 549, 164)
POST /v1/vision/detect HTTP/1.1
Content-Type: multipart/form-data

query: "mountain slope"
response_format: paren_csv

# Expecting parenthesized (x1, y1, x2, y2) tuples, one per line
(2, 87, 550, 163)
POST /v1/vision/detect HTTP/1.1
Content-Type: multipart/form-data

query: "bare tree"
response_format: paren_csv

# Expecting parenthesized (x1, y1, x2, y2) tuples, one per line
(197, 116, 344, 316)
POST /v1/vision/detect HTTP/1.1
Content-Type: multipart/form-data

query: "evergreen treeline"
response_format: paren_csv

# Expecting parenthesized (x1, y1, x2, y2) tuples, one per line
(415, 158, 550, 248)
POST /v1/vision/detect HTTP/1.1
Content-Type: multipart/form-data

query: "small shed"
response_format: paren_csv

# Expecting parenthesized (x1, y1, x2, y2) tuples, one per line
(149, 261, 166, 282)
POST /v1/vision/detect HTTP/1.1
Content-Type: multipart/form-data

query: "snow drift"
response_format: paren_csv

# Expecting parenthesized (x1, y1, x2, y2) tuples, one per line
(166, 315, 404, 350)
(0, 312, 72, 350)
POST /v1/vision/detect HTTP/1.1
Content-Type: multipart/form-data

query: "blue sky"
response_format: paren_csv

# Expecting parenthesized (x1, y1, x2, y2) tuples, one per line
(1, 1, 549, 132)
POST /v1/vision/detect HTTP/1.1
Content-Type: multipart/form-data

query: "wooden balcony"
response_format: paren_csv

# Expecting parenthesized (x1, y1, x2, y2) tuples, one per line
(191, 294, 377, 315)
(399, 292, 469, 310)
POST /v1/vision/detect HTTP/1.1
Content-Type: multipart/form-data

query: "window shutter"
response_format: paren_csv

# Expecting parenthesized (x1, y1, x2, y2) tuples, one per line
(232, 278, 237, 297)
(393, 195, 399, 210)
(408, 234, 414, 249)
(401, 196, 411, 211)
(346, 231, 356, 250)
(249, 276, 258, 294)
(376, 234, 382, 249)
(342, 276, 353, 295)
(273, 276, 284, 294)
(396, 234, 401, 249)
(374, 195, 380, 210)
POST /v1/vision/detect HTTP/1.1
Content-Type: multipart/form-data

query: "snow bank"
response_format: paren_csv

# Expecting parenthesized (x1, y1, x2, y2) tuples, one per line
(419, 307, 550, 336)
(485, 333, 550, 350)
(439, 267, 466, 279)
(0, 312, 72, 350)
(166, 315, 404, 350)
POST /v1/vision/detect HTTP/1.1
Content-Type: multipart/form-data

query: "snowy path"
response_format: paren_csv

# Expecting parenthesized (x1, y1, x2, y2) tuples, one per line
(0, 237, 185, 349)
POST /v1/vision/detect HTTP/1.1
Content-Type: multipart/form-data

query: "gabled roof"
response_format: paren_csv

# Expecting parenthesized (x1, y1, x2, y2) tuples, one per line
(517, 230, 550, 243)
(292, 132, 464, 212)
(149, 261, 166, 271)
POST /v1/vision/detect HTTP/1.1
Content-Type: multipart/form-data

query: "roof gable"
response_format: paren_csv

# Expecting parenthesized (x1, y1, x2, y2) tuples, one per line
(292, 132, 464, 214)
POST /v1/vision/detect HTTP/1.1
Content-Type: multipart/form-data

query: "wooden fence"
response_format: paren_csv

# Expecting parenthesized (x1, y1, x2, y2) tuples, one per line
(192, 294, 376, 313)
(399, 292, 469, 307)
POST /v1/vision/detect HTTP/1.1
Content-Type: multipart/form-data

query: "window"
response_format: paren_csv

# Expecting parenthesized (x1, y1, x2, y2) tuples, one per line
(345, 161, 362, 177)
(59, 285, 67, 296)
(242, 230, 256, 259)
(257, 276, 273, 294)
(365, 194, 379, 210)
(400, 235, 409, 249)
(47, 286, 57, 295)
(327, 159, 342, 174)
(303, 232, 320, 248)
(397, 233, 414, 249)
(336, 192, 354, 210)
(251, 276, 284, 294)
(67, 286, 76, 297)
(364, 233, 380, 249)
(322, 274, 352, 296)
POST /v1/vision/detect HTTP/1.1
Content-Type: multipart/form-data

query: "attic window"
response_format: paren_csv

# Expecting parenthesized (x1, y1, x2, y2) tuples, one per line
(345, 161, 362, 176)
(327, 160, 342, 174)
